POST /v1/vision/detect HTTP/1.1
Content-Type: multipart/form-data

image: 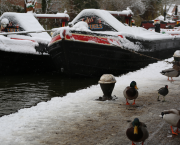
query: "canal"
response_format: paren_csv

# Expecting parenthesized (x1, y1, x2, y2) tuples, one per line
(0, 73, 98, 117)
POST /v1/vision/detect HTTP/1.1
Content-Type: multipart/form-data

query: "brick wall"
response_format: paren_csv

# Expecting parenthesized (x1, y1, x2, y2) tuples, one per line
(5, 0, 41, 9)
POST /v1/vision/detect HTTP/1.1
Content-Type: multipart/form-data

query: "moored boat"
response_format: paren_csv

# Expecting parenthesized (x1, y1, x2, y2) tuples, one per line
(0, 12, 56, 74)
(47, 9, 180, 77)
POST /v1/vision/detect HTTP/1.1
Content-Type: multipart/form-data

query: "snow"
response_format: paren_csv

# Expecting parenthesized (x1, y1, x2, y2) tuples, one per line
(166, 4, 176, 16)
(0, 12, 51, 41)
(71, 21, 90, 31)
(108, 7, 133, 16)
(173, 50, 180, 57)
(0, 12, 51, 54)
(1, 18, 9, 24)
(0, 56, 177, 144)
(70, 9, 175, 41)
(118, 36, 141, 51)
(0, 35, 48, 55)
(161, 29, 180, 36)
(7, 34, 50, 45)
(51, 21, 90, 39)
(153, 15, 175, 23)
(35, 13, 70, 20)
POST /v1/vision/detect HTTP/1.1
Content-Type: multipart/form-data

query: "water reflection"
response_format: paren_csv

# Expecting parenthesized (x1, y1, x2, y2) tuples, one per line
(0, 73, 98, 117)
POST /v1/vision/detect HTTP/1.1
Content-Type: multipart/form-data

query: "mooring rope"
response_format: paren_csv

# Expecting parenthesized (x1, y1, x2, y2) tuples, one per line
(93, 35, 172, 64)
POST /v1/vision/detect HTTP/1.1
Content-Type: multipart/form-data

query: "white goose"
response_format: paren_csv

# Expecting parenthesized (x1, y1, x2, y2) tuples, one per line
(160, 109, 180, 135)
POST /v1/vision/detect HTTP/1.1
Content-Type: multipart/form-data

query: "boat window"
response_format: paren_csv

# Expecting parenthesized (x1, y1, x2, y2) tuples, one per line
(75, 15, 117, 32)
(0, 16, 25, 32)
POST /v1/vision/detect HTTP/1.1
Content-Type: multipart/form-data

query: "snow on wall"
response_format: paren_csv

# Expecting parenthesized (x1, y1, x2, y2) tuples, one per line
(0, 12, 51, 41)
(70, 9, 175, 41)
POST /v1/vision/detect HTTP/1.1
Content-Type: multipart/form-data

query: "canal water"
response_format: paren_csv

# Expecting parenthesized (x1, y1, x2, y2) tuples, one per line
(0, 73, 98, 117)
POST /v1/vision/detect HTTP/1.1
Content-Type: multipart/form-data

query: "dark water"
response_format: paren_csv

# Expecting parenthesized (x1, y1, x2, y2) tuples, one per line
(0, 73, 98, 117)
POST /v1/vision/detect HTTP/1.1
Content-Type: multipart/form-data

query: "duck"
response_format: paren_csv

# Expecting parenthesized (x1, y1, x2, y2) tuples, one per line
(160, 68, 180, 81)
(123, 81, 138, 105)
(157, 85, 168, 102)
(126, 118, 149, 145)
(159, 109, 180, 135)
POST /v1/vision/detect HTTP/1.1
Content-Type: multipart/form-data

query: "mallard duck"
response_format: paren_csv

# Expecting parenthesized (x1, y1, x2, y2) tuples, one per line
(160, 68, 180, 81)
(157, 85, 168, 102)
(160, 109, 180, 135)
(123, 81, 138, 105)
(126, 118, 149, 145)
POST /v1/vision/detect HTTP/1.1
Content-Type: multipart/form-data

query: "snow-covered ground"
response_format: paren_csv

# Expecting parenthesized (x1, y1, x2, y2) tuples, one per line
(0, 57, 180, 145)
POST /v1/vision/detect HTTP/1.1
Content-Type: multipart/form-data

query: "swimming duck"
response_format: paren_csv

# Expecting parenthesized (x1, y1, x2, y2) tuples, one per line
(123, 81, 138, 105)
(160, 109, 180, 135)
(126, 118, 149, 145)
(160, 68, 180, 81)
(157, 85, 168, 102)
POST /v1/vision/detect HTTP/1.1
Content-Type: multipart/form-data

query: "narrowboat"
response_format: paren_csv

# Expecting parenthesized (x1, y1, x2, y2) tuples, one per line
(47, 9, 180, 77)
(0, 12, 55, 74)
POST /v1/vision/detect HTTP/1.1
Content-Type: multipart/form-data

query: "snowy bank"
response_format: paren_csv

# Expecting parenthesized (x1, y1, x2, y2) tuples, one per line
(0, 57, 180, 144)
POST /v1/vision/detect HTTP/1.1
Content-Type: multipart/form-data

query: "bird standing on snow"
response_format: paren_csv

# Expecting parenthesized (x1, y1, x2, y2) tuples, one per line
(126, 118, 149, 145)
(160, 109, 180, 135)
(160, 68, 180, 81)
(157, 85, 168, 102)
(123, 81, 138, 105)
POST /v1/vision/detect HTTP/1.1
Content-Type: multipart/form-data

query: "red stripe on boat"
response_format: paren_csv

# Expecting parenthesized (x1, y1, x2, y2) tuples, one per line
(49, 35, 62, 45)
(65, 33, 121, 46)
(171, 34, 180, 36)
(118, 35, 123, 38)
(10, 38, 36, 42)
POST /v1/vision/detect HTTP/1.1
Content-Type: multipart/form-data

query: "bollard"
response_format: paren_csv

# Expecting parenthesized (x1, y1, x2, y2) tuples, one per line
(97, 74, 116, 101)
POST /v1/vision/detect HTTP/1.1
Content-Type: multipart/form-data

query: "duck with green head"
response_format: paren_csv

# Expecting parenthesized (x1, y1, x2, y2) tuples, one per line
(123, 81, 138, 105)
(126, 118, 149, 145)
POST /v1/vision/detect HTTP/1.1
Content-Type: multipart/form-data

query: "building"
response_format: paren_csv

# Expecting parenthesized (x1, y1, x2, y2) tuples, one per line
(1, 0, 41, 12)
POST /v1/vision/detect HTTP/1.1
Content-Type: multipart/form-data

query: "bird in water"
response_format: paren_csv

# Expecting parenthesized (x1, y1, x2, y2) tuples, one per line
(126, 118, 149, 145)
(160, 109, 180, 135)
(157, 85, 168, 102)
(160, 68, 180, 81)
(123, 81, 138, 105)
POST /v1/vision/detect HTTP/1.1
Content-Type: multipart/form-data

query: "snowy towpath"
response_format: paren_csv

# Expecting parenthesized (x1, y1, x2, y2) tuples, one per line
(1, 58, 180, 145)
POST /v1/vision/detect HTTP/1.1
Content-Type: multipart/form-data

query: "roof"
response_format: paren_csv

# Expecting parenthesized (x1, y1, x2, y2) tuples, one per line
(35, 13, 70, 20)
(108, 7, 133, 17)
(0, 12, 51, 40)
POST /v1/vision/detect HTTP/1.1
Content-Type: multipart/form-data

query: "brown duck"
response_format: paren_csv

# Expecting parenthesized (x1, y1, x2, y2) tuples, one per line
(123, 81, 138, 105)
(126, 118, 149, 145)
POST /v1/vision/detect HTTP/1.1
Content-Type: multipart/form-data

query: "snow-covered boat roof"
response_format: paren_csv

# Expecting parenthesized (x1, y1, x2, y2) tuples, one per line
(70, 9, 177, 41)
(0, 12, 51, 41)
(153, 15, 176, 23)
(0, 35, 46, 55)
(108, 7, 133, 17)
